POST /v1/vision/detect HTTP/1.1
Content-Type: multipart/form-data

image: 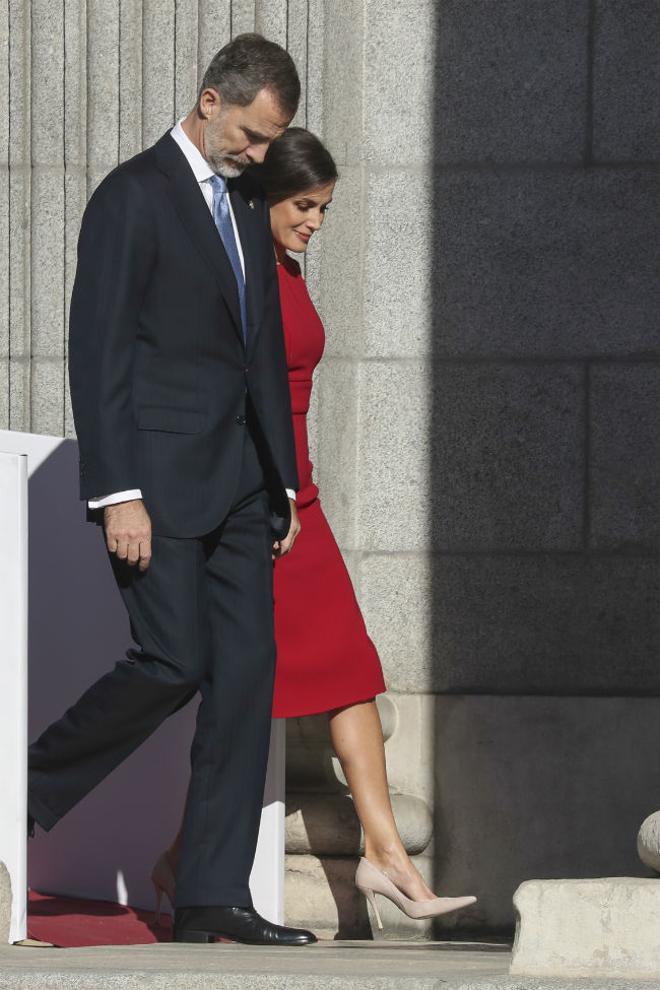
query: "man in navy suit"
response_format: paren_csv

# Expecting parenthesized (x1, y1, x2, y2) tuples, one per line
(27, 34, 315, 946)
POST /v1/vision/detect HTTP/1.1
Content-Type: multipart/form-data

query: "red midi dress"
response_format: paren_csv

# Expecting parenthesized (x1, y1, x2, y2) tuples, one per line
(271, 255, 386, 718)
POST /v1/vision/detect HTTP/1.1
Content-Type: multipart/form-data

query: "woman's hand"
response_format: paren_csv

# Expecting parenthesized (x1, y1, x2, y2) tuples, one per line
(273, 500, 300, 559)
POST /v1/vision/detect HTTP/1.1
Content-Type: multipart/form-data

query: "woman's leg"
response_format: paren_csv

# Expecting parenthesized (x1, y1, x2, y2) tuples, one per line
(328, 699, 435, 901)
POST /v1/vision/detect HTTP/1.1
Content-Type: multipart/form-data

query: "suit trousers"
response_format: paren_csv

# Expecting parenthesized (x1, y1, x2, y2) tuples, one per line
(28, 427, 276, 907)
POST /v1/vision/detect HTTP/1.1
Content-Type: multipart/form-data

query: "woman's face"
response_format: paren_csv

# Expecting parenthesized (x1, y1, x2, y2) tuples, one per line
(269, 180, 336, 254)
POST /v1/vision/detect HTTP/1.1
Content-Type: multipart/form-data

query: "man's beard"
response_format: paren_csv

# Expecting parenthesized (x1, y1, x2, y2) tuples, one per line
(213, 156, 248, 179)
(204, 122, 248, 178)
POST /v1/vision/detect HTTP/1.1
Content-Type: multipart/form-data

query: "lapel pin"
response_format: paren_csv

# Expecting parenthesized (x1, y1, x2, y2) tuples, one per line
(248, 199, 255, 209)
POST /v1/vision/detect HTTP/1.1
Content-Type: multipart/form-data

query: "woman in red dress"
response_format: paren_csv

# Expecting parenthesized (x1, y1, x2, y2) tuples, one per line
(154, 129, 475, 930)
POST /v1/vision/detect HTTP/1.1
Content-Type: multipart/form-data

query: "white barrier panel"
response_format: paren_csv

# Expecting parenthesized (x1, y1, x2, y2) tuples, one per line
(0, 430, 284, 942)
(0, 452, 28, 944)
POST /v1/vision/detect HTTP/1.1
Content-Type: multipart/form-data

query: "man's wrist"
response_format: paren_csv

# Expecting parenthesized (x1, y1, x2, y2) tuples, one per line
(88, 489, 143, 509)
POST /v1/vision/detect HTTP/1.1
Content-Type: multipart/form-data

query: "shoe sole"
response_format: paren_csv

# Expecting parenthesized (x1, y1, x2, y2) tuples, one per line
(174, 929, 316, 946)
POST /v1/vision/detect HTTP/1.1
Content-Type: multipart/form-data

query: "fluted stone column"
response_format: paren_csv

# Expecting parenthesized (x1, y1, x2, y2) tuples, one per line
(1, 0, 323, 435)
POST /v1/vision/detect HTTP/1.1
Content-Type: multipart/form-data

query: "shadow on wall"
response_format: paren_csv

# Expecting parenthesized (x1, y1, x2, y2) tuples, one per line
(429, 1, 660, 937)
(27, 439, 195, 914)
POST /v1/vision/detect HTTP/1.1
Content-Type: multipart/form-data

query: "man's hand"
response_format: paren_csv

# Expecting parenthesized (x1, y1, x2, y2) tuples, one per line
(104, 500, 152, 572)
(273, 499, 300, 560)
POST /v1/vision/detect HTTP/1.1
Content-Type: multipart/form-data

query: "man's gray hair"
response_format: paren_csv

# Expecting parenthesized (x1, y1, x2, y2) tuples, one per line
(200, 33, 300, 119)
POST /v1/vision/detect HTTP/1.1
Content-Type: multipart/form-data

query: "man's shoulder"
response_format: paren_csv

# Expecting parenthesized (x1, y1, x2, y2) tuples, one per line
(90, 144, 160, 205)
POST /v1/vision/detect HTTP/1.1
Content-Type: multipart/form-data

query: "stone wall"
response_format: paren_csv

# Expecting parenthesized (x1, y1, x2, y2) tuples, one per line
(314, 0, 660, 934)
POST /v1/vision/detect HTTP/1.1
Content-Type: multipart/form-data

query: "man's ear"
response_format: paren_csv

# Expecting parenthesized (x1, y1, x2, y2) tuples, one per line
(199, 87, 222, 120)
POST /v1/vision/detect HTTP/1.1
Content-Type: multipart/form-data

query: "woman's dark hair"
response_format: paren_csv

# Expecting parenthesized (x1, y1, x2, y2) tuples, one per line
(250, 127, 338, 204)
(200, 33, 300, 120)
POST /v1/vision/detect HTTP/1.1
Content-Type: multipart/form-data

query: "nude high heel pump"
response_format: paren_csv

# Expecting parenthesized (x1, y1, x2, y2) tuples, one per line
(151, 852, 176, 925)
(355, 857, 477, 930)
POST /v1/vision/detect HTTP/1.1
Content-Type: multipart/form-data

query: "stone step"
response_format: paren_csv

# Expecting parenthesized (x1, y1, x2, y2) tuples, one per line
(0, 939, 653, 989)
(511, 877, 660, 980)
(285, 792, 432, 857)
(0, 941, 508, 990)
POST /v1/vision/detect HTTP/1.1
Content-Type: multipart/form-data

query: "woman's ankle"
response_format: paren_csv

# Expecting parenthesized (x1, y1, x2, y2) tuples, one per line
(364, 840, 409, 869)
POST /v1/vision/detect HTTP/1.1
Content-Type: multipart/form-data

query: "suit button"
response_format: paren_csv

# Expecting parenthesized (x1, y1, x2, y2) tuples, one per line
(236, 414, 247, 426)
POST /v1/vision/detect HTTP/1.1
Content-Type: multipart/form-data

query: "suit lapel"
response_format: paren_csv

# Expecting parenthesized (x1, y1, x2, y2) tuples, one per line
(154, 133, 244, 346)
(229, 181, 265, 358)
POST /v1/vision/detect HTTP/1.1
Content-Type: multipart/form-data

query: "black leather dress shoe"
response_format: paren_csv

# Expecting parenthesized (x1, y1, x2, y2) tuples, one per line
(174, 906, 317, 945)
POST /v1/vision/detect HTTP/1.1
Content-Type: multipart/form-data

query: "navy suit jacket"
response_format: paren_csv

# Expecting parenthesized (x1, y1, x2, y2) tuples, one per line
(68, 131, 298, 538)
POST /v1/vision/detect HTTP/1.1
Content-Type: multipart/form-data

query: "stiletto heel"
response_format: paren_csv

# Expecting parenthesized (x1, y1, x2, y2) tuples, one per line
(359, 885, 383, 930)
(355, 858, 476, 931)
(151, 851, 176, 925)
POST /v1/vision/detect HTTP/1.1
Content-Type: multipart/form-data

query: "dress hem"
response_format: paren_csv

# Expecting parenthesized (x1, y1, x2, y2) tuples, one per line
(272, 684, 387, 720)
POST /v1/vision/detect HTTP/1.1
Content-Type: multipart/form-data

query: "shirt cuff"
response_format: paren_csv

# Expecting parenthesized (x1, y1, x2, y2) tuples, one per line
(88, 490, 143, 509)
(285, 489, 296, 502)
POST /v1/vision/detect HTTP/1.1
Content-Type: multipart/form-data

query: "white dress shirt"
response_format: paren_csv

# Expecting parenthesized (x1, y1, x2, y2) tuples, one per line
(89, 120, 295, 509)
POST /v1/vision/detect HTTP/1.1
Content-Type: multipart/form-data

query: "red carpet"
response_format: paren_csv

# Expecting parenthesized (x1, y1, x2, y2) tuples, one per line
(28, 890, 172, 947)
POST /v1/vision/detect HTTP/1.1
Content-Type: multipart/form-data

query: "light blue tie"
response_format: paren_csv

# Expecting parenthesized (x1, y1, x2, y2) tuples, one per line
(209, 174, 247, 343)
